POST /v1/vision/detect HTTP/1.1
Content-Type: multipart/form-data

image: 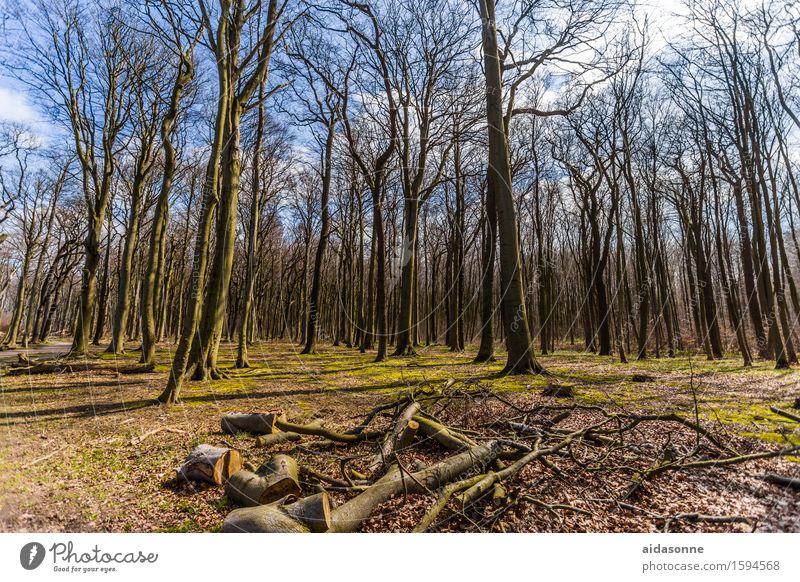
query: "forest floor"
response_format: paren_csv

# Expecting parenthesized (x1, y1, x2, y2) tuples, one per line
(0, 340, 799, 532)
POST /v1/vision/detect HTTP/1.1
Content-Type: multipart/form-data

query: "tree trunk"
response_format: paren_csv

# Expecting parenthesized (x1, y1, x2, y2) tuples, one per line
(475, 185, 497, 362)
(479, 0, 543, 374)
(141, 53, 192, 367)
(302, 117, 336, 355)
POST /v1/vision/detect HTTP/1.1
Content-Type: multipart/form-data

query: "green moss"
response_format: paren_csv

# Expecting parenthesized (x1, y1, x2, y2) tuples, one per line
(703, 399, 800, 427)
(740, 431, 800, 446)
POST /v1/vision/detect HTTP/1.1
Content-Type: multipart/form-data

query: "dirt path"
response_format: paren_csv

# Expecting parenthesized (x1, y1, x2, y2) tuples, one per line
(0, 341, 72, 364)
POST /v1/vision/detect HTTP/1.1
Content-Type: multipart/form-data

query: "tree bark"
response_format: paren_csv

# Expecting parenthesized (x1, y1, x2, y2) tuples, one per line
(479, 0, 543, 374)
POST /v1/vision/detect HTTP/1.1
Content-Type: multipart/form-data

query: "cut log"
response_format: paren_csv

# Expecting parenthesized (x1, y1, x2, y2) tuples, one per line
(221, 412, 285, 435)
(177, 444, 241, 485)
(328, 441, 500, 532)
(368, 402, 421, 473)
(222, 492, 332, 533)
(225, 470, 272, 506)
(255, 454, 302, 502)
(396, 419, 419, 449)
(222, 505, 308, 533)
(283, 492, 332, 532)
(255, 431, 302, 448)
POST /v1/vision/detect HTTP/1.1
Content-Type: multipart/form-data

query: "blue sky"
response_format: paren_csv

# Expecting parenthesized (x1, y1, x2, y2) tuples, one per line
(0, 0, 697, 147)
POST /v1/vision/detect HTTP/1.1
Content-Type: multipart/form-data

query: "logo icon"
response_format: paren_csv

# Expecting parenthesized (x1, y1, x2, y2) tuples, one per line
(20, 542, 46, 570)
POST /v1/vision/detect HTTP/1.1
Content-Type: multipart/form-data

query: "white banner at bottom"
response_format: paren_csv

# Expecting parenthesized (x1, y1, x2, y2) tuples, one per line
(1, 533, 797, 582)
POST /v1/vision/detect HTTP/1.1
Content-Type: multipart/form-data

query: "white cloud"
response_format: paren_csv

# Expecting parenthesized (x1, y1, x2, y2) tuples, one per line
(0, 85, 40, 124)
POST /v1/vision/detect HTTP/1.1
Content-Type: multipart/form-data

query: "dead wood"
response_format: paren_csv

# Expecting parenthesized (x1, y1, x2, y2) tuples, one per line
(225, 470, 272, 506)
(274, 417, 383, 443)
(178, 444, 241, 485)
(367, 401, 421, 473)
(6, 361, 76, 375)
(762, 473, 800, 491)
(328, 441, 500, 532)
(221, 412, 286, 435)
(413, 414, 476, 450)
(255, 431, 302, 448)
(770, 406, 800, 423)
(222, 492, 332, 533)
(255, 454, 302, 502)
(627, 445, 800, 498)
(209, 387, 800, 533)
(130, 427, 187, 445)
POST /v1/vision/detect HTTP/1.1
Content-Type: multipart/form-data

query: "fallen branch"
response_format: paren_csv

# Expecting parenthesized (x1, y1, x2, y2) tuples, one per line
(130, 427, 188, 446)
(627, 445, 800, 497)
(762, 473, 800, 491)
(23, 445, 69, 469)
(6, 362, 76, 376)
(221, 412, 285, 435)
(517, 495, 593, 519)
(457, 422, 611, 507)
(367, 401, 421, 473)
(274, 417, 383, 443)
(300, 465, 362, 490)
(770, 407, 800, 423)
(413, 414, 476, 451)
(413, 473, 488, 532)
(620, 413, 732, 453)
(663, 513, 756, 532)
(255, 431, 302, 448)
(328, 441, 500, 532)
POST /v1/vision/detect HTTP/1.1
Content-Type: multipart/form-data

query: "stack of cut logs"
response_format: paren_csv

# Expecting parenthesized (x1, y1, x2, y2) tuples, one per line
(176, 395, 511, 532)
(175, 388, 800, 533)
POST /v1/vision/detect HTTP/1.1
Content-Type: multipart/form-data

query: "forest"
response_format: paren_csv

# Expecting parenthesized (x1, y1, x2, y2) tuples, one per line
(0, 0, 799, 533)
